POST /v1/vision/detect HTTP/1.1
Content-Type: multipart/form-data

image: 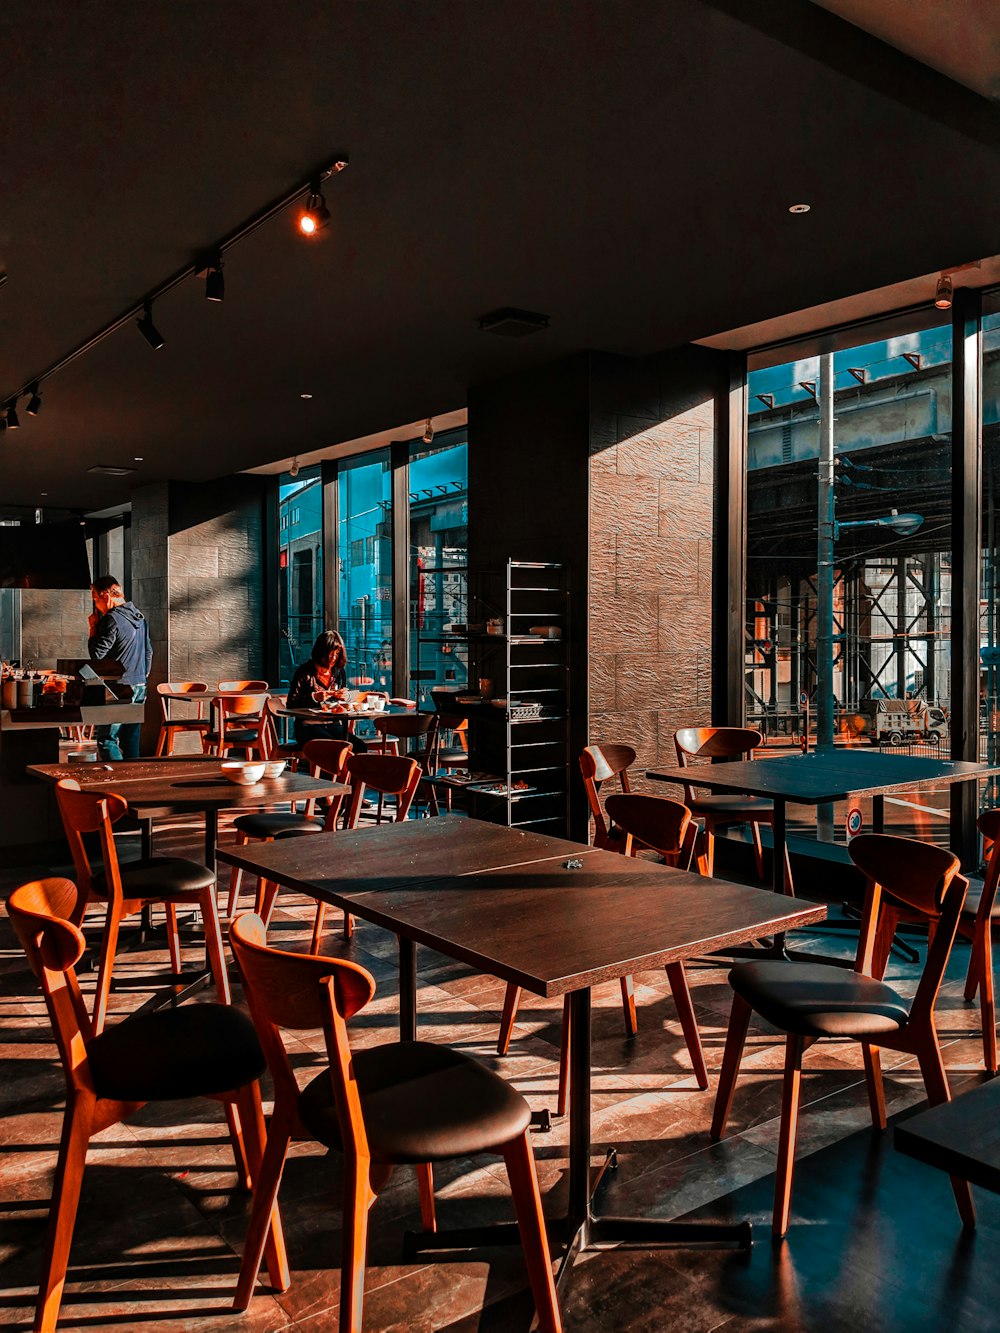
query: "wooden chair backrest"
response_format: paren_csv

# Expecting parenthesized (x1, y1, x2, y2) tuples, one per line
(431, 688, 466, 730)
(301, 737, 352, 828)
(850, 833, 967, 1026)
(604, 793, 693, 865)
(8, 879, 95, 1090)
(674, 727, 763, 764)
(54, 778, 128, 905)
(218, 680, 269, 693)
(374, 712, 436, 739)
(230, 913, 375, 1149)
(579, 744, 635, 845)
(216, 692, 269, 717)
(157, 681, 207, 721)
(674, 727, 763, 805)
(344, 753, 421, 827)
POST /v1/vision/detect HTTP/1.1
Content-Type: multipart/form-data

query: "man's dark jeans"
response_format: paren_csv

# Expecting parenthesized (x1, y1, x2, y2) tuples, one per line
(95, 683, 147, 761)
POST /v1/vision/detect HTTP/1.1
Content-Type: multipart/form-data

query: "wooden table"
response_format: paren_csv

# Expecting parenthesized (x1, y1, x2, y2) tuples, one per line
(895, 1079, 1000, 1196)
(647, 750, 1000, 898)
(217, 816, 827, 1275)
(28, 756, 347, 872)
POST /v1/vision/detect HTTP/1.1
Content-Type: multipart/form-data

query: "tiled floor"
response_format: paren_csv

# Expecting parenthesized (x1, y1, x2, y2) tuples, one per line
(2, 816, 999, 1331)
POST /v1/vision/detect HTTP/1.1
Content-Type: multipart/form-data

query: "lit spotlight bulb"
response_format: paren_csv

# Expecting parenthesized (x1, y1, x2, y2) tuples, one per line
(935, 274, 953, 310)
(422, 418, 434, 445)
(298, 187, 330, 237)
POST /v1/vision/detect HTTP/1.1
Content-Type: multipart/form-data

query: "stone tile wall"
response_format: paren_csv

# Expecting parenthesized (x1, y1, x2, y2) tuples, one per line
(588, 352, 717, 792)
(19, 589, 90, 667)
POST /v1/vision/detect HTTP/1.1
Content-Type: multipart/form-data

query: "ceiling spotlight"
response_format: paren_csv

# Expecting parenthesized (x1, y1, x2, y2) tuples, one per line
(26, 383, 41, 415)
(788, 203, 811, 214)
(5, 398, 20, 430)
(204, 253, 225, 303)
(289, 456, 300, 478)
(935, 274, 953, 310)
(300, 392, 313, 400)
(136, 301, 165, 349)
(422, 418, 434, 445)
(134, 456, 144, 462)
(298, 182, 331, 237)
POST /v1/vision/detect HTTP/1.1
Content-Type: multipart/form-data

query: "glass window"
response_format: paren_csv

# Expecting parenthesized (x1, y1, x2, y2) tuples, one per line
(408, 434, 469, 702)
(747, 323, 953, 847)
(278, 465, 323, 685)
(338, 451, 393, 691)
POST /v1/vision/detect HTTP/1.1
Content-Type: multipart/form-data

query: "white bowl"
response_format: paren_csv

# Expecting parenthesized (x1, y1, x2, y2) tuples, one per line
(262, 759, 286, 779)
(221, 761, 266, 786)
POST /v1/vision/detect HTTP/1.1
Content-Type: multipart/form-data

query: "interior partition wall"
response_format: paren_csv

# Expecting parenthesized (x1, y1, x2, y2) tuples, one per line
(735, 290, 989, 866)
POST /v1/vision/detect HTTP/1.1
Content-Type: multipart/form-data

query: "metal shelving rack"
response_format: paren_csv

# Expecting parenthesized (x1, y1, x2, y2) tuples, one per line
(466, 560, 571, 834)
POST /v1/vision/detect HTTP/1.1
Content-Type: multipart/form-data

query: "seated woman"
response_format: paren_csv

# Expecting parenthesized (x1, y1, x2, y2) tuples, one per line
(287, 629, 367, 753)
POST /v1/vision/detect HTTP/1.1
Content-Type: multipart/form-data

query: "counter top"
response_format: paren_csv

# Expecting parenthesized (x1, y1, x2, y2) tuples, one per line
(1, 703, 145, 730)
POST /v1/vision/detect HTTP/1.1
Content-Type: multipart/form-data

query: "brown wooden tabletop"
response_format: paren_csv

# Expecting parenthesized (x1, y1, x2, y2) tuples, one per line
(29, 757, 346, 870)
(218, 815, 825, 1263)
(647, 749, 1000, 897)
(216, 813, 598, 900)
(647, 750, 1000, 804)
(337, 850, 827, 997)
(894, 1078, 1000, 1195)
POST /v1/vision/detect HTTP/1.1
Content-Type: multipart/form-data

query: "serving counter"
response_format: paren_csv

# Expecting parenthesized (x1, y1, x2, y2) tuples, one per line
(0, 702, 146, 848)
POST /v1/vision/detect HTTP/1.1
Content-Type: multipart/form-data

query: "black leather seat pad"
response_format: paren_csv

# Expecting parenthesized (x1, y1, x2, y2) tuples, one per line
(730, 961, 909, 1037)
(298, 1040, 530, 1162)
(89, 1004, 265, 1100)
(233, 812, 324, 838)
(94, 856, 214, 899)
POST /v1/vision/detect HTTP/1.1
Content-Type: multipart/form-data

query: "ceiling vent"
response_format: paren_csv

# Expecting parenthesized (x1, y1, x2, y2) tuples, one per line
(478, 307, 550, 337)
(88, 465, 136, 477)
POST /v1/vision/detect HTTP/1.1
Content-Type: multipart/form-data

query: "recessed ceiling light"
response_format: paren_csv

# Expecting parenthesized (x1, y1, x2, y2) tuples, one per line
(788, 203, 811, 214)
(40, 492, 48, 497)
(88, 464, 136, 477)
(134, 456, 144, 461)
(300, 393, 313, 400)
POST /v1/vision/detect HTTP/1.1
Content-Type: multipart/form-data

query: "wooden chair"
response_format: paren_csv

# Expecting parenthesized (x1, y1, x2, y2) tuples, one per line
(154, 681, 209, 755)
(497, 793, 708, 1106)
(204, 692, 269, 758)
(218, 679, 269, 693)
(227, 737, 352, 925)
(430, 688, 470, 812)
(373, 711, 439, 816)
(259, 694, 302, 769)
(311, 754, 421, 951)
(580, 743, 636, 850)
(55, 778, 228, 1032)
(7, 878, 288, 1333)
(711, 833, 975, 1238)
(674, 726, 792, 889)
(228, 913, 561, 1333)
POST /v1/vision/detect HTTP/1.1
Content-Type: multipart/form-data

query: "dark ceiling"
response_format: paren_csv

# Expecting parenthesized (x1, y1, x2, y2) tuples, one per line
(3, 0, 1000, 512)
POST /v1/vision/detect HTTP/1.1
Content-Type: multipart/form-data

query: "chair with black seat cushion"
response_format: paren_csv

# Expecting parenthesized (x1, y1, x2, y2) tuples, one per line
(579, 743, 636, 850)
(229, 913, 561, 1333)
(227, 738, 352, 926)
(55, 778, 228, 1033)
(203, 692, 269, 758)
(429, 689, 470, 810)
(312, 753, 422, 950)
(711, 833, 976, 1238)
(674, 725, 792, 889)
(372, 710, 439, 817)
(497, 793, 707, 1110)
(154, 681, 209, 756)
(7, 878, 288, 1333)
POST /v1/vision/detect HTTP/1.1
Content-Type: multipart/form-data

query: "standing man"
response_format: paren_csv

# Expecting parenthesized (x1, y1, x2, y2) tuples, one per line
(88, 574, 152, 761)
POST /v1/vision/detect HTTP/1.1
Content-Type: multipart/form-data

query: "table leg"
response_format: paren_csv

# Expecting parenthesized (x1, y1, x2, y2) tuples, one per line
(872, 794, 884, 834)
(399, 937, 417, 1041)
(205, 808, 219, 876)
(772, 797, 786, 897)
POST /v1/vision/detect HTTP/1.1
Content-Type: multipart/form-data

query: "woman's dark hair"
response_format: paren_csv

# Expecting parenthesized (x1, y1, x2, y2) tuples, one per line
(311, 629, 346, 671)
